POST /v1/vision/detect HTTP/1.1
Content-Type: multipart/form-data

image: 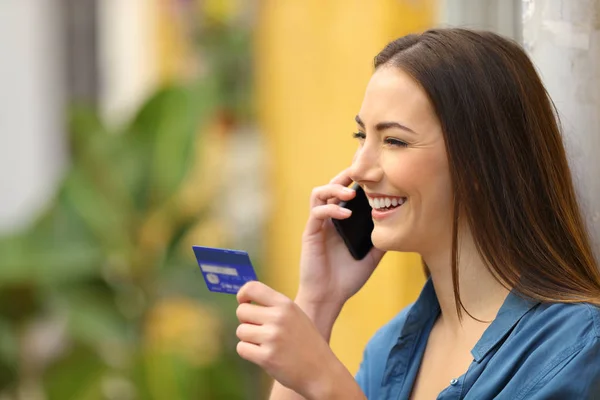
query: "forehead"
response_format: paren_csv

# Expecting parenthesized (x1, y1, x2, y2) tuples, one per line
(358, 66, 438, 131)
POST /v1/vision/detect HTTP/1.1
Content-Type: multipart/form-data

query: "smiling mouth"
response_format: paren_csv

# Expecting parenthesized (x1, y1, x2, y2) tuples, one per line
(368, 197, 407, 211)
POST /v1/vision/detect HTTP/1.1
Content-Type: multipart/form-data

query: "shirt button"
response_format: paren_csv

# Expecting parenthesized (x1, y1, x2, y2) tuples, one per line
(450, 378, 459, 386)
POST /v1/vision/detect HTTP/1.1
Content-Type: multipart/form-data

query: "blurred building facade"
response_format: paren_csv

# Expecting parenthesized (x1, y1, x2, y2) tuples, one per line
(0, 1, 67, 234)
(0, 0, 157, 234)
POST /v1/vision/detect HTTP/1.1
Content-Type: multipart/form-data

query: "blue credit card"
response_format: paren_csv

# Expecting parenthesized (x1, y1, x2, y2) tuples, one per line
(192, 246, 258, 294)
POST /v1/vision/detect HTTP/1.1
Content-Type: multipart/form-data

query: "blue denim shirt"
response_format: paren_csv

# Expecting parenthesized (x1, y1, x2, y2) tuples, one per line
(355, 279, 600, 399)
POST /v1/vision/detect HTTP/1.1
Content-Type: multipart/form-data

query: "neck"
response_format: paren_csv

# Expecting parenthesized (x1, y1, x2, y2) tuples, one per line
(422, 229, 511, 334)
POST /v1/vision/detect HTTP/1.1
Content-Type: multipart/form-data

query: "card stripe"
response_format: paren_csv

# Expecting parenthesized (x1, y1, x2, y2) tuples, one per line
(200, 264, 239, 276)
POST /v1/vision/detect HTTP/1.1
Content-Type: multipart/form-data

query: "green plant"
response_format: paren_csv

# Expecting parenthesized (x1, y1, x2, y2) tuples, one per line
(0, 80, 261, 399)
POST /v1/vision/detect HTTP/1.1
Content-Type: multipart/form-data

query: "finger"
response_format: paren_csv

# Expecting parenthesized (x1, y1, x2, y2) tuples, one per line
(236, 341, 262, 364)
(236, 302, 269, 324)
(237, 281, 289, 307)
(304, 203, 352, 236)
(310, 184, 356, 208)
(329, 168, 353, 186)
(236, 323, 265, 345)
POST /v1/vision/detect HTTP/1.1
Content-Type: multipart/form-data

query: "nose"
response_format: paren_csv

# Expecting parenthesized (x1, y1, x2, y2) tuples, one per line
(348, 142, 383, 184)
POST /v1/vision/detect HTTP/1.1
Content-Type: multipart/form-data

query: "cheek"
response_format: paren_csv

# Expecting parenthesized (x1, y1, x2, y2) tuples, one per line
(382, 151, 448, 192)
(380, 152, 422, 189)
(383, 151, 453, 212)
(420, 158, 454, 219)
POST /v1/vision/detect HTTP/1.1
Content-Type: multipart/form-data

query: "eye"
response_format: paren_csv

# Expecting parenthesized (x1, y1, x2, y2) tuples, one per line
(352, 131, 366, 141)
(385, 137, 409, 148)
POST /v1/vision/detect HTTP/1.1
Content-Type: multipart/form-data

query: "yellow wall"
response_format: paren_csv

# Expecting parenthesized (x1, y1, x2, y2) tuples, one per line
(256, 0, 437, 373)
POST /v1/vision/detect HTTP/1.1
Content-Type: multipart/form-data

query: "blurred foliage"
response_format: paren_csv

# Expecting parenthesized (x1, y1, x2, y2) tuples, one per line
(197, 21, 254, 124)
(0, 1, 262, 399)
(195, 4, 255, 126)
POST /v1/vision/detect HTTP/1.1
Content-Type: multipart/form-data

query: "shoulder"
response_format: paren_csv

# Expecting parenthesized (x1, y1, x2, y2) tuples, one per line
(466, 300, 600, 399)
(510, 302, 600, 399)
(507, 300, 600, 366)
(523, 301, 600, 340)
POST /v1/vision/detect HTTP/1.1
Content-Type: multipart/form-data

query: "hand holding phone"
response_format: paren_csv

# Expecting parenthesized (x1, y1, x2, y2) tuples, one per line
(297, 175, 384, 308)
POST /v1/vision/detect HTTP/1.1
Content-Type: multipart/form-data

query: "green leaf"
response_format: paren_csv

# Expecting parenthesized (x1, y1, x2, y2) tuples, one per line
(138, 350, 207, 400)
(0, 164, 108, 286)
(0, 318, 18, 388)
(0, 221, 102, 286)
(44, 344, 106, 400)
(61, 166, 132, 252)
(161, 206, 209, 270)
(57, 286, 129, 346)
(126, 83, 216, 210)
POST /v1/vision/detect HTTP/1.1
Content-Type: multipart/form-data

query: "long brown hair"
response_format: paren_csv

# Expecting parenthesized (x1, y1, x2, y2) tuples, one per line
(374, 28, 600, 318)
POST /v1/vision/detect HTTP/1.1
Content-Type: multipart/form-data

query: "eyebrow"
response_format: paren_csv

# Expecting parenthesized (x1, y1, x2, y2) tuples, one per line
(355, 115, 417, 135)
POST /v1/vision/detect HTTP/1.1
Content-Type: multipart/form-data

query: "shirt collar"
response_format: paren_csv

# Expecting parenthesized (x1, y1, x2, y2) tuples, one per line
(400, 278, 440, 338)
(402, 278, 539, 362)
(471, 290, 539, 361)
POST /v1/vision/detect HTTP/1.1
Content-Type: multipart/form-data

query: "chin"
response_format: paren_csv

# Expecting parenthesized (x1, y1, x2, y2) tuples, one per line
(371, 228, 412, 252)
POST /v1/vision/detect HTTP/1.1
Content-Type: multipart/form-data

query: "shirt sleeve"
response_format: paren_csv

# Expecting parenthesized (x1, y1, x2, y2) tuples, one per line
(354, 337, 372, 397)
(516, 336, 600, 399)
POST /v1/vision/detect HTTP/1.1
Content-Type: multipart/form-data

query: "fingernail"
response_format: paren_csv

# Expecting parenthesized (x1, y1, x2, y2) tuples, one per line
(340, 208, 352, 215)
(342, 187, 355, 193)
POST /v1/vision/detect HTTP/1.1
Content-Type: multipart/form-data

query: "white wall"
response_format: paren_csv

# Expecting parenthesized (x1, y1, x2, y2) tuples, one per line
(441, 0, 521, 40)
(0, 0, 66, 234)
(97, 0, 158, 128)
(523, 0, 600, 259)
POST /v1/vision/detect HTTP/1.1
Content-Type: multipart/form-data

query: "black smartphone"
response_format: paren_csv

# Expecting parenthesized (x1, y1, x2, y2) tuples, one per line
(332, 183, 374, 260)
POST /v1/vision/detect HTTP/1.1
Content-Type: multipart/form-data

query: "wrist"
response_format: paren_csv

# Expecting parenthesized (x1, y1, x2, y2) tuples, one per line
(294, 296, 343, 341)
(305, 356, 366, 400)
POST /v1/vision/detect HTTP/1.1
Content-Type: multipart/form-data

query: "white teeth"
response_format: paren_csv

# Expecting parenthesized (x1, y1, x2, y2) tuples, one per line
(369, 196, 407, 210)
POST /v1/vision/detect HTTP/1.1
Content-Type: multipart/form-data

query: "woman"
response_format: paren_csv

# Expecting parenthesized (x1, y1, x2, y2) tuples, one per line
(235, 28, 600, 399)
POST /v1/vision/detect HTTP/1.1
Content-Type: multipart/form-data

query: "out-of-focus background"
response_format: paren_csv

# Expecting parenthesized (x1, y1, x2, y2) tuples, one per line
(0, 0, 598, 399)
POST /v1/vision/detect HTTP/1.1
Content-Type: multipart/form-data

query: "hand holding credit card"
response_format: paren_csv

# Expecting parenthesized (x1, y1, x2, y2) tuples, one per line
(192, 245, 258, 294)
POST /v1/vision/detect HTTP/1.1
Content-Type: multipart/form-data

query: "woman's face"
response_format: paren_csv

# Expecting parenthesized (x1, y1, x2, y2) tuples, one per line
(349, 66, 453, 254)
